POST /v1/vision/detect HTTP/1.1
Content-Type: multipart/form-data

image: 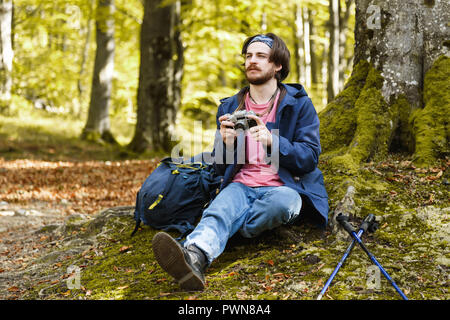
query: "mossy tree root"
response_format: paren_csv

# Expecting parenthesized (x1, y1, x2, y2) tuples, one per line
(319, 60, 396, 173)
(319, 55, 449, 171)
(410, 55, 450, 166)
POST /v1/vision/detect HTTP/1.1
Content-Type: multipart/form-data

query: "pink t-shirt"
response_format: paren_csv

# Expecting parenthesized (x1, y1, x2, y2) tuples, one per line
(232, 90, 284, 187)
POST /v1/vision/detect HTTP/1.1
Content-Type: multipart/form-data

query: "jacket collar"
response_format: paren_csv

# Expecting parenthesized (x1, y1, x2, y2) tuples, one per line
(221, 82, 307, 114)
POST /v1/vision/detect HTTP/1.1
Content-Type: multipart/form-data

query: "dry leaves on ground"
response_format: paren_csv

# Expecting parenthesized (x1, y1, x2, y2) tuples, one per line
(0, 158, 160, 215)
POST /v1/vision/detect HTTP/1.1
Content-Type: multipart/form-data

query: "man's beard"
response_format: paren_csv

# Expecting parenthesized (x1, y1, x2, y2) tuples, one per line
(245, 66, 276, 85)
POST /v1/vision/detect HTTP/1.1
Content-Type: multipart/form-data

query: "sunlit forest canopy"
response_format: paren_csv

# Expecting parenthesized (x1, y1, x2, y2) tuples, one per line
(8, 0, 355, 144)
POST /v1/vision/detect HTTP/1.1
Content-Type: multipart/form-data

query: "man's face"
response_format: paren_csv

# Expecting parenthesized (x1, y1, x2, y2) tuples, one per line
(244, 41, 281, 85)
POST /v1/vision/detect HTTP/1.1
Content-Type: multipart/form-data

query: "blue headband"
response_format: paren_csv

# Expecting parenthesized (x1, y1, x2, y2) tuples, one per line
(248, 35, 273, 48)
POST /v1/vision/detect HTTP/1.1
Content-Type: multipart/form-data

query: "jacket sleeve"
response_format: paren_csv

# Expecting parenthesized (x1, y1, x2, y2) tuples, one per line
(211, 103, 228, 176)
(271, 98, 321, 175)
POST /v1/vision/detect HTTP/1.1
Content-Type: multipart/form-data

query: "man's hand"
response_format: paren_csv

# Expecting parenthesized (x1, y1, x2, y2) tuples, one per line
(219, 114, 237, 146)
(246, 114, 272, 147)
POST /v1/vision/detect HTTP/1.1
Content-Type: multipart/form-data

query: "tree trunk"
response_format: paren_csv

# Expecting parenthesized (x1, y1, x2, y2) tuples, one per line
(77, 0, 94, 119)
(81, 0, 117, 144)
(302, 7, 311, 89)
(308, 8, 318, 85)
(293, 3, 305, 85)
(339, 0, 353, 91)
(128, 0, 183, 153)
(0, 0, 13, 113)
(327, 0, 340, 102)
(319, 0, 449, 170)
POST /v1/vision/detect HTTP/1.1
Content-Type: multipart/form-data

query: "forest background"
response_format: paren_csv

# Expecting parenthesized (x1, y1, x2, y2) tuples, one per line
(0, 0, 354, 157)
(0, 0, 448, 301)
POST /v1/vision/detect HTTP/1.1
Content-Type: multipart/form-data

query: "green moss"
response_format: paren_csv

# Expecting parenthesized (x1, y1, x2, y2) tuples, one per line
(410, 55, 450, 166)
(349, 84, 390, 162)
(319, 61, 370, 153)
(324, 65, 393, 174)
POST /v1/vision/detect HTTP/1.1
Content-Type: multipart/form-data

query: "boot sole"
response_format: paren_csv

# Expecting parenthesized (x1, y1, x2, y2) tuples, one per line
(152, 232, 205, 291)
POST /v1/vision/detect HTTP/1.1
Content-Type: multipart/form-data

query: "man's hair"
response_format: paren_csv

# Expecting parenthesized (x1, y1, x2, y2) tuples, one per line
(241, 33, 291, 82)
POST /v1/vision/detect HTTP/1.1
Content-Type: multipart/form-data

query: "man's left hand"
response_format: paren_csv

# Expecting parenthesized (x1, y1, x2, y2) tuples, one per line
(246, 114, 272, 147)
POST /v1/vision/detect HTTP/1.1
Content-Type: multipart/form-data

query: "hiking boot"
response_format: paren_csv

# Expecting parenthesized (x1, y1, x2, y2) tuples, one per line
(152, 232, 207, 291)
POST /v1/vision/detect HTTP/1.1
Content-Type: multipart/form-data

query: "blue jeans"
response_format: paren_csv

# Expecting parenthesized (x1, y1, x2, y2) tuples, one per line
(184, 182, 302, 264)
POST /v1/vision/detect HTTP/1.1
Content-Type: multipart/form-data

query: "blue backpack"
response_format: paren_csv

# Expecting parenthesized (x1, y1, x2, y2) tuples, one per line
(131, 156, 223, 238)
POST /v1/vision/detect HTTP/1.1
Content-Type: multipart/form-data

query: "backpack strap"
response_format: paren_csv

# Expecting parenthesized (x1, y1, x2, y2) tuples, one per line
(131, 219, 141, 237)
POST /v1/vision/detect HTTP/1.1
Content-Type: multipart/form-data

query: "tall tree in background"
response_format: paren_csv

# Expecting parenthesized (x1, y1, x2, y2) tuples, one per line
(81, 0, 117, 144)
(77, 0, 95, 118)
(327, 0, 340, 102)
(128, 0, 183, 153)
(0, 0, 13, 113)
(339, 0, 354, 90)
(319, 0, 449, 170)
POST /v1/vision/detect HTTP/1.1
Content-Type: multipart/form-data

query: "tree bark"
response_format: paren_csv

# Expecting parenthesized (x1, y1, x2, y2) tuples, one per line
(302, 7, 311, 89)
(128, 0, 183, 153)
(308, 8, 318, 85)
(293, 3, 305, 85)
(81, 0, 117, 144)
(339, 0, 354, 91)
(77, 0, 94, 119)
(327, 0, 340, 102)
(320, 0, 449, 169)
(0, 0, 13, 113)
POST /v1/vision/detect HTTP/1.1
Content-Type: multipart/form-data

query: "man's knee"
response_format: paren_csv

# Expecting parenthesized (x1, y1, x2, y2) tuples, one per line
(266, 186, 302, 219)
(239, 187, 302, 238)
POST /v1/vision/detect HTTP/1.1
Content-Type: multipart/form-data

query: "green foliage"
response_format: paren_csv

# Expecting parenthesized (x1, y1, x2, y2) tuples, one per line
(12, 0, 142, 122)
(9, 0, 354, 147)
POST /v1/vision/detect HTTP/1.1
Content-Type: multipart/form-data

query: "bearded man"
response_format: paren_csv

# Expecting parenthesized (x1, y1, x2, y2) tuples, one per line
(152, 33, 329, 291)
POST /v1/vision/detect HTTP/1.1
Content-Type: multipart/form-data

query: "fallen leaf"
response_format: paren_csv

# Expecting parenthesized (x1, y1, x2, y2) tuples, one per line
(426, 170, 443, 180)
(266, 259, 274, 266)
(400, 160, 412, 168)
(117, 285, 129, 290)
(61, 290, 71, 296)
(372, 168, 383, 176)
(8, 286, 20, 292)
(264, 285, 273, 292)
(119, 245, 132, 253)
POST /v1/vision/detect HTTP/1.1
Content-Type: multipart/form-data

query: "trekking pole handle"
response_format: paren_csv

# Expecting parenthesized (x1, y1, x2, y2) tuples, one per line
(336, 213, 355, 234)
(360, 214, 375, 233)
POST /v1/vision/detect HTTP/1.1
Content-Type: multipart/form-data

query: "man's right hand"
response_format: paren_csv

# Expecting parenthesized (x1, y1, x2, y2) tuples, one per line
(219, 114, 237, 146)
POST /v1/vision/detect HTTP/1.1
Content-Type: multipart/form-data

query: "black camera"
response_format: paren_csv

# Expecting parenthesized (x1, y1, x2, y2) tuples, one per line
(224, 110, 258, 131)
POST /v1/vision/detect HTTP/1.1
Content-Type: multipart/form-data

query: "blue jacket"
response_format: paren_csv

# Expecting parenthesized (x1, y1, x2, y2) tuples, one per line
(211, 83, 329, 227)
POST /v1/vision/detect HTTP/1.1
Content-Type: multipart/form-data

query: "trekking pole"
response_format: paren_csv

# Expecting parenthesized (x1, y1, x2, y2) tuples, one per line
(337, 214, 409, 300)
(317, 214, 376, 300)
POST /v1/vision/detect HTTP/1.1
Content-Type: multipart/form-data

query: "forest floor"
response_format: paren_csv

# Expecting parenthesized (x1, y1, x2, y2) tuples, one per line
(0, 112, 449, 301)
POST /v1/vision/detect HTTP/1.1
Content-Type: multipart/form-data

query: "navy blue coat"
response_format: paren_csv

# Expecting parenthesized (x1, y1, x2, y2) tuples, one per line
(211, 83, 329, 227)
